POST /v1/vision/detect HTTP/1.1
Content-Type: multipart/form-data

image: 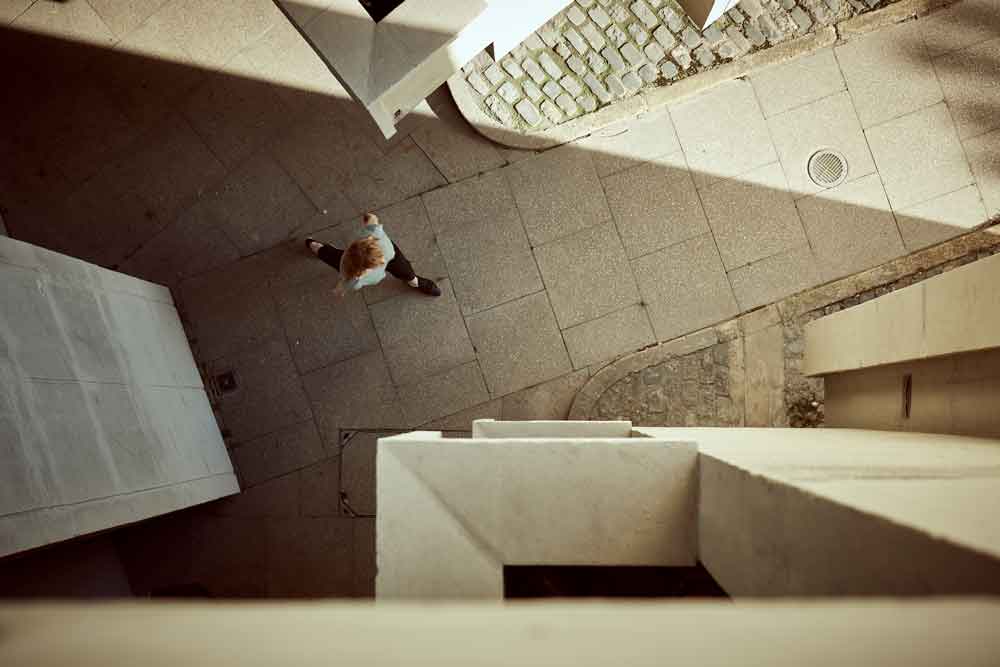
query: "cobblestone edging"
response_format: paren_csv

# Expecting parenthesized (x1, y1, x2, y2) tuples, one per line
(449, 0, 955, 149)
(569, 226, 1000, 426)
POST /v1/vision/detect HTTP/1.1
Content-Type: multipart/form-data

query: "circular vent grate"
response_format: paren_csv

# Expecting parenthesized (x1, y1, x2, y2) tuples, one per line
(807, 149, 848, 188)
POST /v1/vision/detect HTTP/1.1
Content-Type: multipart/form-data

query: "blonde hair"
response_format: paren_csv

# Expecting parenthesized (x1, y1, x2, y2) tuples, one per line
(342, 236, 384, 279)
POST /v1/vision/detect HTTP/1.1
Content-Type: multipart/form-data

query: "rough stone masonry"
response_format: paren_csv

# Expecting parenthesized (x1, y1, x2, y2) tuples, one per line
(461, 0, 887, 131)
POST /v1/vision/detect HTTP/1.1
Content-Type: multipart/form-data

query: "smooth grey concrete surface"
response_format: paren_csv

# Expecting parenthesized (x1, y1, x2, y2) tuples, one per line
(0, 236, 237, 557)
(642, 427, 1000, 596)
(804, 251, 1000, 374)
(377, 428, 698, 598)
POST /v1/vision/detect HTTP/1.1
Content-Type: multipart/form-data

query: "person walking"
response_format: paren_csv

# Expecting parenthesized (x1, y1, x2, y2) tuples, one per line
(305, 212, 441, 297)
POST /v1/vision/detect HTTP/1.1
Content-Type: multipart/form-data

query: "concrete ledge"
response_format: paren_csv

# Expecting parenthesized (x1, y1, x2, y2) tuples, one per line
(804, 253, 1000, 375)
(5, 601, 1000, 665)
(0, 473, 239, 557)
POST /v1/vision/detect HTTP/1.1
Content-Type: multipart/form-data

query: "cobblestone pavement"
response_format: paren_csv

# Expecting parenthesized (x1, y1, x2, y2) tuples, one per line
(576, 231, 1000, 426)
(459, 0, 878, 132)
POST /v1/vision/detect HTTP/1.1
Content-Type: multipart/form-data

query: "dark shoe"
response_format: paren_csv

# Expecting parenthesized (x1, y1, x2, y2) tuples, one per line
(416, 277, 441, 297)
(305, 237, 322, 253)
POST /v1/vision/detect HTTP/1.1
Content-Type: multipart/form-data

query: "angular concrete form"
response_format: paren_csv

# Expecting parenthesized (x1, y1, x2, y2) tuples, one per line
(803, 253, 1000, 437)
(376, 423, 699, 598)
(640, 427, 1000, 597)
(378, 421, 1000, 599)
(0, 236, 237, 558)
(803, 252, 1000, 376)
(5, 601, 1000, 665)
(279, 0, 571, 136)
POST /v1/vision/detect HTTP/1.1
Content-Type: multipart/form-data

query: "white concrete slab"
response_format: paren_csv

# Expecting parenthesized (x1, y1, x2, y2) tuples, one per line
(0, 236, 235, 558)
(377, 427, 698, 598)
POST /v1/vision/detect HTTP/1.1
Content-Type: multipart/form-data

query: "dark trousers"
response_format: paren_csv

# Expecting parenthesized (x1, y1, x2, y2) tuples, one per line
(317, 242, 416, 283)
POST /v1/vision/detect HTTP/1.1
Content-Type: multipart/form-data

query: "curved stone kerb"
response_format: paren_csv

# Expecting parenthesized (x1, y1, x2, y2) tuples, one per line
(569, 327, 720, 420)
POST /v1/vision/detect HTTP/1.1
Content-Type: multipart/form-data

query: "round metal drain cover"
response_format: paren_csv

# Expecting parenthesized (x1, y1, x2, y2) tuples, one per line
(807, 149, 848, 188)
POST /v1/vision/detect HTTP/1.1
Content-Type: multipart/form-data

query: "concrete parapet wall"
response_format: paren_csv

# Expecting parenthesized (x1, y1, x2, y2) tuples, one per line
(803, 253, 1000, 376)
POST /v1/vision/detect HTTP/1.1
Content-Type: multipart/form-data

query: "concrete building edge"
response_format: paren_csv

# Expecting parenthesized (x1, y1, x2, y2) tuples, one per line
(696, 452, 1000, 595)
(447, 0, 961, 150)
(0, 473, 239, 559)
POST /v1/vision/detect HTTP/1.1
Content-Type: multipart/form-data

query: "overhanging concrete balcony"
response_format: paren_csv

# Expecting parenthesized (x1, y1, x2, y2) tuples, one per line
(277, 0, 573, 137)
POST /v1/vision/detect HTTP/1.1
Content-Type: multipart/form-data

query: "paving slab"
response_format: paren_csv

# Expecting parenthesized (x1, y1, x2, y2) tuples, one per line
(339, 138, 449, 214)
(276, 276, 380, 374)
(421, 170, 517, 231)
(270, 109, 375, 218)
(353, 517, 376, 596)
(181, 56, 293, 168)
(727, 244, 822, 311)
(368, 279, 475, 386)
(301, 350, 404, 436)
(934, 37, 1000, 141)
(231, 420, 326, 488)
(300, 456, 342, 516)
(240, 15, 344, 112)
(397, 361, 490, 426)
(563, 304, 656, 369)
(749, 48, 846, 118)
(669, 79, 778, 189)
(700, 162, 808, 270)
(964, 128, 1000, 217)
(602, 153, 708, 259)
(179, 257, 282, 363)
(834, 20, 942, 129)
(118, 211, 241, 288)
(534, 221, 640, 329)
(631, 233, 739, 342)
(198, 150, 317, 256)
(574, 107, 681, 177)
(466, 291, 572, 396)
(795, 173, 907, 281)
(208, 337, 314, 444)
(340, 431, 381, 516)
(895, 185, 989, 251)
(767, 90, 877, 199)
(865, 102, 974, 210)
(505, 143, 611, 246)
(919, 0, 1000, 58)
(152, 0, 279, 70)
(264, 516, 354, 596)
(500, 369, 592, 420)
(435, 209, 543, 315)
(409, 102, 507, 183)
